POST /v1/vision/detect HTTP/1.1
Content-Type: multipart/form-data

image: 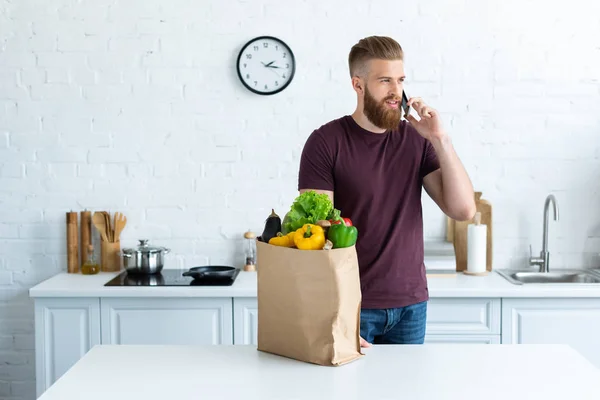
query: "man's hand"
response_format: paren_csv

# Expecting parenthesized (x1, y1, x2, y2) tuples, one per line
(406, 97, 446, 141)
(410, 96, 477, 222)
(360, 336, 372, 348)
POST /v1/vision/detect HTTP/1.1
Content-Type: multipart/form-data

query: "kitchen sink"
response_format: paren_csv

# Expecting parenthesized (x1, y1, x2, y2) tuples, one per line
(496, 269, 600, 285)
(500, 194, 600, 285)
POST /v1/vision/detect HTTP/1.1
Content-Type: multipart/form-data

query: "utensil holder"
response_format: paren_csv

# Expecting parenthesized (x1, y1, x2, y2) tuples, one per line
(101, 239, 122, 272)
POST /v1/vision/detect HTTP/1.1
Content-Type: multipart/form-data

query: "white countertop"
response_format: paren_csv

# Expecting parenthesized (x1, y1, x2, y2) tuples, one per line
(29, 268, 600, 298)
(29, 270, 258, 298)
(38, 344, 600, 400)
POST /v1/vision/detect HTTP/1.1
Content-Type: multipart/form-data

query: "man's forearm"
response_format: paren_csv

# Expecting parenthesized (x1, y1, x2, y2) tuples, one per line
(430, 134, 476, 221)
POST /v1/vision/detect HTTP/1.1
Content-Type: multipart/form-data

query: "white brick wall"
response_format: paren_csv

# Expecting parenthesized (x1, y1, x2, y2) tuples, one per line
(1, 0, 600, 397)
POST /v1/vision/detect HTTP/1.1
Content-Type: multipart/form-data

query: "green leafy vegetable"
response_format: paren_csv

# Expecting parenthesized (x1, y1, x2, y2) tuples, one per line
(281, 191, 341, 234)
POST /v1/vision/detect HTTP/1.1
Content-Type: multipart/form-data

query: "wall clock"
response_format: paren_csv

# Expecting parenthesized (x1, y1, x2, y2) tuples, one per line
(236, 36, 296, 95)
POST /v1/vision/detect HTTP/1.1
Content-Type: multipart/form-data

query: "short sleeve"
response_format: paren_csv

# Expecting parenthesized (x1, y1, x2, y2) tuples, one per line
(420, 139, 440, 179)
(298, 130, 335, 191)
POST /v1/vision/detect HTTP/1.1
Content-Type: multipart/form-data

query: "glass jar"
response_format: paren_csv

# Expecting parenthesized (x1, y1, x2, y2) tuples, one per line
(81, 245, 100, 275)
(243, 231, 257, 271)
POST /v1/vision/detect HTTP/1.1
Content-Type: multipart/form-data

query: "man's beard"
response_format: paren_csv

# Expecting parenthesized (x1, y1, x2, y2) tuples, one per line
(363, 85, 402, 131)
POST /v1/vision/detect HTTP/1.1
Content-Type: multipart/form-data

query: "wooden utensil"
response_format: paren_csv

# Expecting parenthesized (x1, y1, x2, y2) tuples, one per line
(93, 212, 110, 243)
(103, 211, 112, 242)
(80, 210, 92, 266)
(66, 211, 79, 273)
(101, 212, 108, 241)
(114, 212, 127, 241)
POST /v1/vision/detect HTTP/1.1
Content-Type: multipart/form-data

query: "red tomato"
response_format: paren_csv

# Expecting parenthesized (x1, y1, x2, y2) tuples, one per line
(329, 217, 353, 226)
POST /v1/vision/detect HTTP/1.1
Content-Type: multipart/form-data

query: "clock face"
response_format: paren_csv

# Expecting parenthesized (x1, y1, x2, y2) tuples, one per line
(236, 36, 295, 95)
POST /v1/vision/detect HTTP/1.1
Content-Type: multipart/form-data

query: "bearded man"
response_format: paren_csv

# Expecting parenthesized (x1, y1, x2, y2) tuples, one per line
(297, 35, 476, 346)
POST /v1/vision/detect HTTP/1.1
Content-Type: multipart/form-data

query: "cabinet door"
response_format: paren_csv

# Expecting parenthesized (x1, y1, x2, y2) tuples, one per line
(233, 298, 258, 345)
(502, 299, 600, 369)
(425, 335, 501, 344)
(101, 298, 233, 345)
(34, 298, 101, 398)
(427, 298, 501, 335)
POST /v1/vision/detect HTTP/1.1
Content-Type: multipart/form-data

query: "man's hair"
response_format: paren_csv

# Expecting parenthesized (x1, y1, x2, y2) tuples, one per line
(348, 36, 404, 78)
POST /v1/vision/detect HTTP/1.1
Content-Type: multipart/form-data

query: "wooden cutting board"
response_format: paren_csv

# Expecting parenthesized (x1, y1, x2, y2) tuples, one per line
(446, 192, 493, 272)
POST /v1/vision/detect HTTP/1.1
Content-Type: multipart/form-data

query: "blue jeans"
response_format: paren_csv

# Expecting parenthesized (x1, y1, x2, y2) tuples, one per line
(360, 301, 427, 344)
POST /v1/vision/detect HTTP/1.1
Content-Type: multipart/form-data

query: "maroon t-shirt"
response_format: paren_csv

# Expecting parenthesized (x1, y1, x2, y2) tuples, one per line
(298, 115, 440, 309)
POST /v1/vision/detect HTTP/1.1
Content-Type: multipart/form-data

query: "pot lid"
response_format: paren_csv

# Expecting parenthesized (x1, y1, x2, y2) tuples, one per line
(123, 239, 167, 254)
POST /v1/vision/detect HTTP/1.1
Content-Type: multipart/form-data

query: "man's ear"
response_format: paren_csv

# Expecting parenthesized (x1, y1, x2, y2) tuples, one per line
(352, 76, 364, 95)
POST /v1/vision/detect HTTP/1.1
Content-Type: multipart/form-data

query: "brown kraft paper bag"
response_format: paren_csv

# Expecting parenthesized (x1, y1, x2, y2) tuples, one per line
(256, 240, 364, 366)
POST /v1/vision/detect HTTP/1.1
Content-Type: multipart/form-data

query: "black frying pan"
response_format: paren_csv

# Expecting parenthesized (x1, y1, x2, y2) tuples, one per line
(182, 266, 237, 280)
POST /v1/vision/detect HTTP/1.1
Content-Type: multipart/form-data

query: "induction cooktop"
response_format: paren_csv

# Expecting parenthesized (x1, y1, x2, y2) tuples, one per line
(104, 268, 240, 287)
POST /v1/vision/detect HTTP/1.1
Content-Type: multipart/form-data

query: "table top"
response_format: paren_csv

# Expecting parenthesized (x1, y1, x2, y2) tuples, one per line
(38, 344, 600, 400)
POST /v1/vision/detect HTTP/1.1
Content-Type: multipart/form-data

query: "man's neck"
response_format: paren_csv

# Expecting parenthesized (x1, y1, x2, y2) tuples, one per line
(351, 109, 386, 134)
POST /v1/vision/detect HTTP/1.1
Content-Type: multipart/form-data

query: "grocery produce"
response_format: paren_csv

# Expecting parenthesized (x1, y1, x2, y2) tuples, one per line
(316, 219, 331, 236)
(327, 220, 358, 249)
(261, 209, 281, 243)
(293, 224, 326, 250)
(268, 232, 296, 248)
(330, 217, 352, 226)
(281, 191, 341, 235)
(316, 220, 331, 228)
(262, 190, 358, 251)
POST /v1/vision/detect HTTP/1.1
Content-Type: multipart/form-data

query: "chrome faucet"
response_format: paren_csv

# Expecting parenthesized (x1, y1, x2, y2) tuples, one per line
(529, 194, 559, 272)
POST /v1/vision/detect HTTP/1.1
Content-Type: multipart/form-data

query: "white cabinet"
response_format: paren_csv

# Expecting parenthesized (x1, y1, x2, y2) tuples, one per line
(101, 298, 233, 345)
(233, 298, 501, 345)
(502, 299, 600, 369)
(426, 298, 501, 335)
(425, 298, 501, 344)
(34, 298, 101, 397)
(425, 335, 501, 344)
(233, 298, 258, 345)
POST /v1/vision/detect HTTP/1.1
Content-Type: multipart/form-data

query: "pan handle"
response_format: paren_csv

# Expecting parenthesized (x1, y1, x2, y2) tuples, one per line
(182, 271, 204, 278)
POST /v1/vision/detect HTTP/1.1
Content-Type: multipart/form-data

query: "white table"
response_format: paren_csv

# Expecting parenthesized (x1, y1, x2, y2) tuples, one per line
(38, 344, 600, 400)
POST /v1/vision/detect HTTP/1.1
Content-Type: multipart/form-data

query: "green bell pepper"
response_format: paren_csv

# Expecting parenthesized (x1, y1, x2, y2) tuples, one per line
(327, 222, 358, 249)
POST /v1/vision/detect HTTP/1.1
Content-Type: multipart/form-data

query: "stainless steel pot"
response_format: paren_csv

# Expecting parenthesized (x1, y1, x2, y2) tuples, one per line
(122, 239, 170, 275)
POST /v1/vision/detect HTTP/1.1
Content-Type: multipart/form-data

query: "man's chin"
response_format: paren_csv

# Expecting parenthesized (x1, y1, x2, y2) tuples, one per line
(371, 112, 401, 131)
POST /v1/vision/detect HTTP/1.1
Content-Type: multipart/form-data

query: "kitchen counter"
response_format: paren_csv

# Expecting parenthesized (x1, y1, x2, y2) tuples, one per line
(37, 344, 600, 400)
(29, 269, 600, 298)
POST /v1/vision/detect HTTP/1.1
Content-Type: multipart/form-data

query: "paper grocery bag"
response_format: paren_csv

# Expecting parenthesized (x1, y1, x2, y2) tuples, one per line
(256, 240, 363, 366)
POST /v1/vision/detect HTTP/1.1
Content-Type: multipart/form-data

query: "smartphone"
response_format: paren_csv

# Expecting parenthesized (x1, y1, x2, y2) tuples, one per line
(401, 90, 421, 121)
(401, 91, 410, 119)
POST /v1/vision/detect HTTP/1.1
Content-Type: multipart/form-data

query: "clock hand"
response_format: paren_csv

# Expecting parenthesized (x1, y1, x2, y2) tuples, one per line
(266, 67, 282, 79)
(265, 61, 275, 67)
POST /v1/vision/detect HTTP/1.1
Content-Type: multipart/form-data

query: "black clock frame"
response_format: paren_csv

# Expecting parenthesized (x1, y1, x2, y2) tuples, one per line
(236, 35, 296, 96)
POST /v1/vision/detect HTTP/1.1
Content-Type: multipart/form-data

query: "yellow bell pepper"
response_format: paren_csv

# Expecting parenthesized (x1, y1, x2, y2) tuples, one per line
(293, 224, 325, 250)
(268, 232, 296, 247)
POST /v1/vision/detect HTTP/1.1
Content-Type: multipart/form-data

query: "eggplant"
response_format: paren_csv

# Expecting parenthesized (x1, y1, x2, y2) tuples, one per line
(261, 209, 281, 243)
